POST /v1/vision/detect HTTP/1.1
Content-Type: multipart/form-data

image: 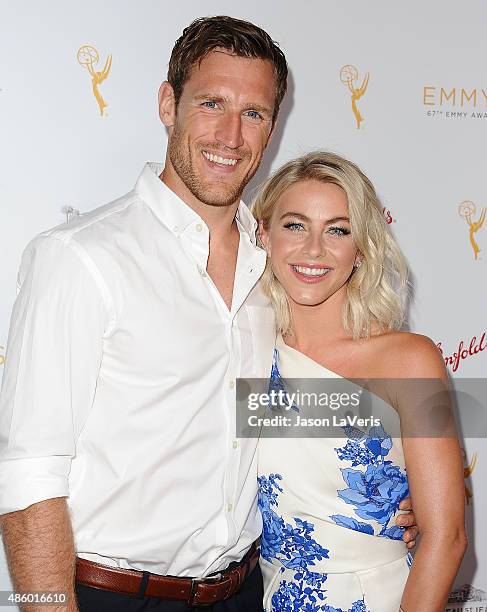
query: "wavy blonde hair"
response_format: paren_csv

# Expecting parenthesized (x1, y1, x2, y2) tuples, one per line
(251, 151, 409, 339)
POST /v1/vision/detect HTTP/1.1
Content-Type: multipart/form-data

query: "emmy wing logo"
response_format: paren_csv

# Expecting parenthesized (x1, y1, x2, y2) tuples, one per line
(77, 45, 112, 116)
(340, 65, 369, 129)
(458, 200, 486, 260)
(462, 449, 477, 505)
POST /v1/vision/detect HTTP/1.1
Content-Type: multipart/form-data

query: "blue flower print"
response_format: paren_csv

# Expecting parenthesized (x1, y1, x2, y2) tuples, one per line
(269, 349, 287, 398)
(337, 462, 409, 530)
(270, 578, 367, 612)
(258, 474, 370, 611)
(335, 440, 373, 467)
(365, 424, 393, 459)
(332, 424, 409, 539)
(324, 601, 367, 612)
(337, 424, 392, 467)
(329, 515, 374, 536)
(258, 474, 329, 569)
(268, 349, 299, 412)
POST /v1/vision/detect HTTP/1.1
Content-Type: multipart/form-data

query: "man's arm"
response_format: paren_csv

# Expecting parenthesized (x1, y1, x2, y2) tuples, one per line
(1, 498, 76, 612)
(0, 234, 109, 609)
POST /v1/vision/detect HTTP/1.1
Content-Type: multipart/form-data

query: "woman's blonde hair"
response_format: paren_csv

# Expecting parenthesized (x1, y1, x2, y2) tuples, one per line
(251, 151, 409, 339)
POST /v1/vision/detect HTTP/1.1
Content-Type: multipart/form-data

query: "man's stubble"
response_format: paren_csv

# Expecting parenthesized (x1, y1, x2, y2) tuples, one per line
(168, 121, 260, 208)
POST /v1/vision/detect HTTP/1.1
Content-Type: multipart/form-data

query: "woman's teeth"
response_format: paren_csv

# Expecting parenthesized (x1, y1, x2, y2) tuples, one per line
(292, 265, 330, 277)
(203, 151, 238, 166)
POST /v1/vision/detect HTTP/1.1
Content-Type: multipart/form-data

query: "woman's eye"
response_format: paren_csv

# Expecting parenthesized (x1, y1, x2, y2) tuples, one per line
(283, 222, 304, 231)
(328, 226, 351, 236)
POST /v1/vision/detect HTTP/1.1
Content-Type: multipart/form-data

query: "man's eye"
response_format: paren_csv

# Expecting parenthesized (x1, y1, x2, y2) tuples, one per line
(283, 222, 304, 231)
(202, 101, 217, 109)
(245, 110, 263, 120)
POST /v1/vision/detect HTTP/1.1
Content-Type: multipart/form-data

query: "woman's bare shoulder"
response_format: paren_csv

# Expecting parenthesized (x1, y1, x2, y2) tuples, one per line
(366, 330, 447, 379)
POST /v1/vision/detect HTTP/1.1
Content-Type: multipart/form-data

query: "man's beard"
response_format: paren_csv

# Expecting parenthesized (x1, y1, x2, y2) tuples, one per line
(168, 124, 258, 207)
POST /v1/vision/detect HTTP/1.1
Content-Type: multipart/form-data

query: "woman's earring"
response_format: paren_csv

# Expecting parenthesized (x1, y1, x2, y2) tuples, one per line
(354, 259, 363, 269)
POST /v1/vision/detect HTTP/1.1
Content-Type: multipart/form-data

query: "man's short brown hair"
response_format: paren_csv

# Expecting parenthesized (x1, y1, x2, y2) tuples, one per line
(167, 15, 288, 124)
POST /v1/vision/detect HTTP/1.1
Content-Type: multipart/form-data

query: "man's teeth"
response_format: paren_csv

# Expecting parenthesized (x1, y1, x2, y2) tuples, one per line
(293, 265, 330, 276)
(203, 151, 238, 166)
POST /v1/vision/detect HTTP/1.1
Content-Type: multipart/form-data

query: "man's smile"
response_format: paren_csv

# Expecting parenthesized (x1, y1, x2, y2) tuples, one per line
(202, 150, 239, 166)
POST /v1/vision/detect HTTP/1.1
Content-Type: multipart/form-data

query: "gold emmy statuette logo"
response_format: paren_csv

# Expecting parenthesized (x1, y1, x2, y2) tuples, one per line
(77, 45, 112, 116)
(340, 65, 369, 129)
(458, 200, 486, 260)
(0, 346, 5, 366)
(462, 449, 477, 505)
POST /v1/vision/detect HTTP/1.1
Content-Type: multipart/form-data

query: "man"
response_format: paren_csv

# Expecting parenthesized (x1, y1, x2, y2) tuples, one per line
(0, 16, 417, 611)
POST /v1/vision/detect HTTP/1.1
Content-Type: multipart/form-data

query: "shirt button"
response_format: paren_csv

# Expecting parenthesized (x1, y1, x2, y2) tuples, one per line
(232, 440, 238, 450)
(196, 223, 203, 232)
(229, 379, 235, 389)
(227, 503, 233, 512)
(173, 225, 179, 233)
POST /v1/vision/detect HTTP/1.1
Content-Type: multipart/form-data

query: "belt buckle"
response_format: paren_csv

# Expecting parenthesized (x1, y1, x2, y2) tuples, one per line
(187, 572, 222, 607)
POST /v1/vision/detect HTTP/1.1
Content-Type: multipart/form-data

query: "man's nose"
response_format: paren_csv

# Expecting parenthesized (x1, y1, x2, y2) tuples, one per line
(215, 112, 244, 149)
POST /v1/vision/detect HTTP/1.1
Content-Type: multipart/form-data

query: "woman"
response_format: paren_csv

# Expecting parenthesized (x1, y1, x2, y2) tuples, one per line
(251, 151, 466, 612)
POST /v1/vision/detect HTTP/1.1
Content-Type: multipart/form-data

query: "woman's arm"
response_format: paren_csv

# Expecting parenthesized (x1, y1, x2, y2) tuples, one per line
(391, 335, 467, 612)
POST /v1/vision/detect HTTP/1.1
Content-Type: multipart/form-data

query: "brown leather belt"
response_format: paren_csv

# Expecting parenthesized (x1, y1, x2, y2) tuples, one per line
(75, 543, 260, 607)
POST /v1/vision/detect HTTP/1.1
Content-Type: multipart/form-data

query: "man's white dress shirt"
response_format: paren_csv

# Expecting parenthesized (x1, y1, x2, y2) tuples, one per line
(0, 163, 276, 577)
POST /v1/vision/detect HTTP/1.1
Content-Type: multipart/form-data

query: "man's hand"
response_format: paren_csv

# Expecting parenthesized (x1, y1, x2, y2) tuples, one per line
(396, 497, 418, 549)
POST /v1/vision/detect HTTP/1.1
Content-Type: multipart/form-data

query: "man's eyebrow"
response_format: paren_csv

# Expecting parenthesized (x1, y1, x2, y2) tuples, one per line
(193, 93, 228, 103)
(279, 212, 350, 223)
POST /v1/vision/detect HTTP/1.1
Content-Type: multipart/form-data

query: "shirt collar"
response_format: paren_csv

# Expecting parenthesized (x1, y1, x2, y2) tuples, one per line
(235, 198, 259, 246)
(135, 162, 258, 244)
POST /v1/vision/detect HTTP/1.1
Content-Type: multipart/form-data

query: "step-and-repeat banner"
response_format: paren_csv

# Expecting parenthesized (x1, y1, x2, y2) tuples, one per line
(1, 1, 486, 609)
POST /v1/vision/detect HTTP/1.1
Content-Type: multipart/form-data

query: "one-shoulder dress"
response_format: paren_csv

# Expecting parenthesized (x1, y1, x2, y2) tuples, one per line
(258, 336, 412, 612)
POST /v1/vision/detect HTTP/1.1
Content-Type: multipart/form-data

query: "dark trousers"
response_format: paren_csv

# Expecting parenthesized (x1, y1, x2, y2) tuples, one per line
(76, 563, 264, 612)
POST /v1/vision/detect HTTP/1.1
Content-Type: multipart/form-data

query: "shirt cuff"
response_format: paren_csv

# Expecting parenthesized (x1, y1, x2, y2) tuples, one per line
(0, 456, 70, 514)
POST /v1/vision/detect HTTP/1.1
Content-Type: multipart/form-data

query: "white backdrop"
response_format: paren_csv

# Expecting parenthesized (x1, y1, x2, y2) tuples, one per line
(1, 1, 486, 609)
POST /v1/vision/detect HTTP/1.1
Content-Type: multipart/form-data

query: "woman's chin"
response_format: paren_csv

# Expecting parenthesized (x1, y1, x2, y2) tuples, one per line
(289, 292, 329, 308)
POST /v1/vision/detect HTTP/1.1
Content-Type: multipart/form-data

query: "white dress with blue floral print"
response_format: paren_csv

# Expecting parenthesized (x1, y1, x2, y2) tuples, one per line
(258, 336, 411, 612)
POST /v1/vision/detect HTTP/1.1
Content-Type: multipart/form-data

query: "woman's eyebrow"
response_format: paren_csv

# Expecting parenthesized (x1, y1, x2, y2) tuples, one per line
(279, 212, 350, 223)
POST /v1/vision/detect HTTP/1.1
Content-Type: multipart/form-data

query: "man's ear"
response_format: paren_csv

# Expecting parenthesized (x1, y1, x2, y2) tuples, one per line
(158, 81, 177, 127)
(258, 220, 271, 255)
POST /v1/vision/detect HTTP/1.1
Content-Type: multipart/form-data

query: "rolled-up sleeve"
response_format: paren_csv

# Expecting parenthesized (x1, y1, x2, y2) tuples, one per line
(0, 234, 108, 514)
